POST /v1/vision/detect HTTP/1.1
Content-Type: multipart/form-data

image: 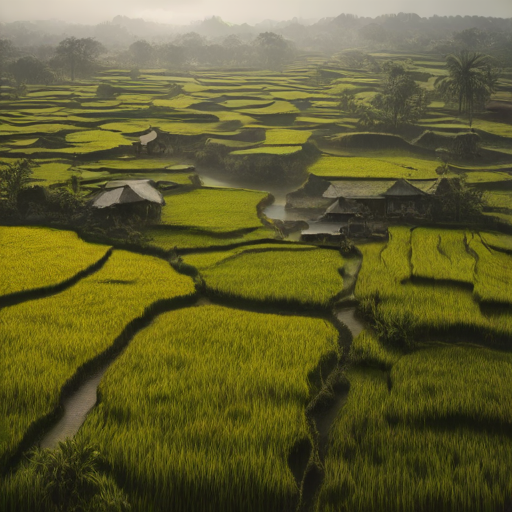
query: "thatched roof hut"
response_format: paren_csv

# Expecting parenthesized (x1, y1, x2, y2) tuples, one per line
(91, 179, 164, 208)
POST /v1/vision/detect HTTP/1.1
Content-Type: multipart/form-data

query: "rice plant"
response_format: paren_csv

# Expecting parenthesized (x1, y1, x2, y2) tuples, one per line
(318, 367, 512, 512)
(349, 330, 402, 370)
(470, 234, 512, 305)
(411, 228, 475, 284)
(307, 155, 438, 179)
(386, 344, 512, 426)
(159, 188, 268, 233)
(0, 226, 110, 297)
(200, 248, 345, 308)
(0, 250, 195, 470)
(183, 244, 315, 271)
(78, 305, 339, 512)
(355, 229, 512, 343)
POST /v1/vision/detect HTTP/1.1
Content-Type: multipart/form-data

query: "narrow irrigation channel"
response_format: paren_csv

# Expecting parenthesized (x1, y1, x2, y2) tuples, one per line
(37, 295, 206, 450)
(31, 244, 364, 512)
(296, 304, 366, 512)
(40, 363, 110, 449)
(295, 251, 364, 512)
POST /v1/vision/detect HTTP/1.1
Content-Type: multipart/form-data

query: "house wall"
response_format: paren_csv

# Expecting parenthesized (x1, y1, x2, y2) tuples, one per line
(386, 197, 431, 217)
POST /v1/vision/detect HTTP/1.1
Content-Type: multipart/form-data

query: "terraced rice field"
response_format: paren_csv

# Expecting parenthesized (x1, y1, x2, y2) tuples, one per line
(308, 155, 439, 179)
(77, 305, 339, 512)
(318, 362, 512, 512)
(200, 247, 346, 308)
(0, 226, 110, 296)
(159, 188, 268, 233)
(0, 248, 195, 469)
(2, 50, 512, 512)
(356, 227, 512, 342)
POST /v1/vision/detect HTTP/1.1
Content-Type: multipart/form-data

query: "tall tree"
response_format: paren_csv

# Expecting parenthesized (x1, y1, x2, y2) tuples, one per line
(358, 62, 427, 129)
(0, 159, 33, 209)
(255, 32, 293, 70)
(129, 40, 154, 68)
(436, 51, 498, 127)
(53, 37, 105, 81)
(9, 56, 55, 85)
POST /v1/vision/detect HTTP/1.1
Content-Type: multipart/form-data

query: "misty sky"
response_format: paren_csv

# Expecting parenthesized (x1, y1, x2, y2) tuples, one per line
(1, 0, 511, 25)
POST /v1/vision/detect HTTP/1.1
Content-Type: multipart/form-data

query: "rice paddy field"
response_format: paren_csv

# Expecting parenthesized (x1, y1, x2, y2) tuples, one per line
(76, 305, 339, 512)
(1, 48, 512, 512)
(0, 248, 196, 470)
(159, 188, 269, 233)
(199, 247, 346, 308)
(355, 227, 512, 341)
(0, 226, 110, 296)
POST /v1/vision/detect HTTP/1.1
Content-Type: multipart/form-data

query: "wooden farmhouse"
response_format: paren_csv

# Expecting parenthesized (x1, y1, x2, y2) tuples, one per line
(320, 178, 437, 221)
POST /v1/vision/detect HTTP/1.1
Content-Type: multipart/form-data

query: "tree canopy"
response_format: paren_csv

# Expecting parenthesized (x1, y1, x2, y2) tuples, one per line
(358, 62, 427, 129)
(436, 51, 499, 126)
(53, 37, 105, 81)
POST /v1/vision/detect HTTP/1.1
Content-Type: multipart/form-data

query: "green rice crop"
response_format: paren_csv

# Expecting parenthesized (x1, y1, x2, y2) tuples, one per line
(349, 330, 402, 370)
(206, 138, 257, 148)
(483, 211, 512, 225)
(386, 344, 512, 426)
(201, 248, 345, 308)
(8, 138, 39, 146)
(239, 101, 299, 115)
(480, 231, 512, 252)
(99, 121, 152, 133)
(308, 155, 438, 179)
(30, 162, 76, 184)
(221, 99, 275, 109)
(483, 190, 512, 209)
(0, 250, 195, 468)
(376, 280, 512, 340)
(470, 235, 512, 305)
(0, 124, 87, 136)
(263, 129, 311, 145)
(464, 172, 512, 184)
(270, 91, 327, 100)
(356, 229, 512, 341)
(411, 228, 475, 284)
(472, 119, 512, 138)
(79, 305, 339, 512)
(159, 188, 268, 233)
(65, 129, 132, 152)
(146, 227, 275, 251)
(78, 158, 179, 171)
(230, 146, 302, 156)
(183, 244, 314, 270)
(0, 226, 109, 296)
(318, 366, 512, 512)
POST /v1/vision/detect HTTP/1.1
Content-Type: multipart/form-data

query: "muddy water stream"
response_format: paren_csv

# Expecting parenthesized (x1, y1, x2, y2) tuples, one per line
(40, 363, 110, 449)
(316, 306, 365, 448)
(38, 298, 211, 450)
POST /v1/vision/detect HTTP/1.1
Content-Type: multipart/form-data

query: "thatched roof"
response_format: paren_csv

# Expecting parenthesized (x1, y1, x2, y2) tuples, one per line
(324, 198, 367, 215)
(91, 179, 165, 209)
(382, 179, 427, 197)
(140, 130, 158, 146)
(323, 179, 438, 199)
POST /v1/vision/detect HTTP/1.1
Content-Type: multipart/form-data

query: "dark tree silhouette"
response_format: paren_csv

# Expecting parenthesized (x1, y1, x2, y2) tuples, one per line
(54, 37, 105, 81)
(255, 32, 293, 70)
(436, 51, 499, 126)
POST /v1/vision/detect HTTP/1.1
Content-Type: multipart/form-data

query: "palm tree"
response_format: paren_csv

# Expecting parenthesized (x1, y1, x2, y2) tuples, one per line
(436, 51, 498, 127)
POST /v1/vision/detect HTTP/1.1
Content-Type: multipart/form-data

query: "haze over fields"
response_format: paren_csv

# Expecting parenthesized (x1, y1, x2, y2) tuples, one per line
(1, 0, 511, 24)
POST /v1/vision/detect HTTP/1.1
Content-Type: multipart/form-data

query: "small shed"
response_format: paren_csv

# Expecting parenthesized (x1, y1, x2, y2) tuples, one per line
(90, 179, 165, 219)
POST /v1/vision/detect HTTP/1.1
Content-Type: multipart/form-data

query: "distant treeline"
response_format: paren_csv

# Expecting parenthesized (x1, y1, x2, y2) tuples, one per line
(0, 12, 511, 86)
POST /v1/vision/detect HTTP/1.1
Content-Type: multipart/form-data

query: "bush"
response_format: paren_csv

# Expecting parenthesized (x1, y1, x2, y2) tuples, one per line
(0, 159, 34, 210)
